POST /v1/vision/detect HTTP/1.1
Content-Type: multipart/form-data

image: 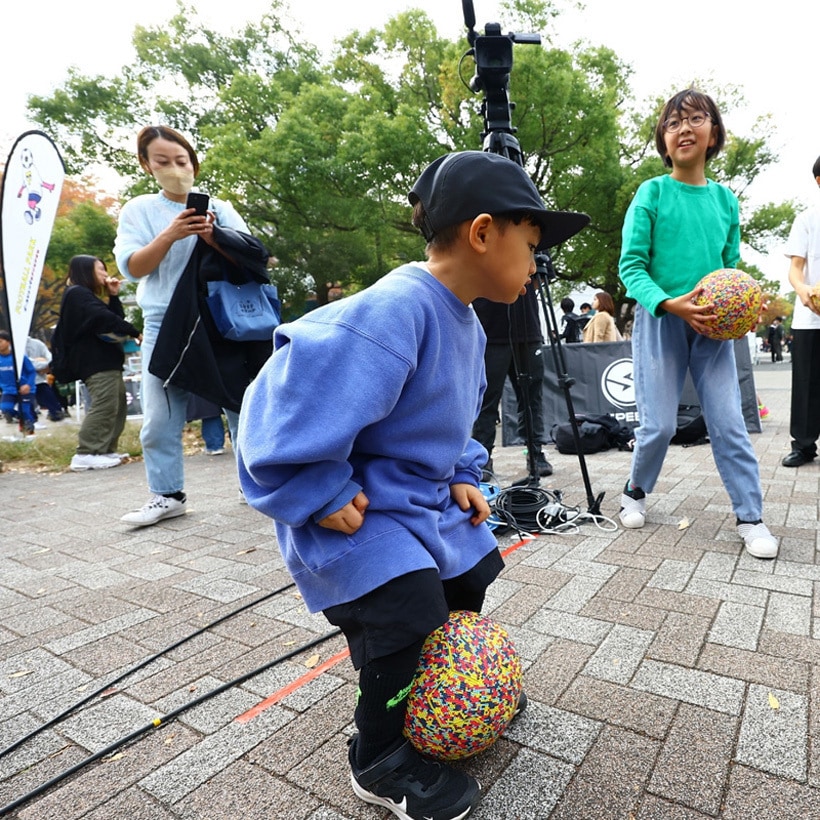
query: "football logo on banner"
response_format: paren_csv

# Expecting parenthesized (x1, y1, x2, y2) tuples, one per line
(0, 131, 66, 381)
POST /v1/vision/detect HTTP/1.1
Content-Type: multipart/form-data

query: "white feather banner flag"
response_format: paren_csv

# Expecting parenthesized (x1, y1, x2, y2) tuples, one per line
(0, 130, 65, 381)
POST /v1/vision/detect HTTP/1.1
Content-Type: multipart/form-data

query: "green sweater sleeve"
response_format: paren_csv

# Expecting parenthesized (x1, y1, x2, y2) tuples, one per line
(619, 182, 672, 317)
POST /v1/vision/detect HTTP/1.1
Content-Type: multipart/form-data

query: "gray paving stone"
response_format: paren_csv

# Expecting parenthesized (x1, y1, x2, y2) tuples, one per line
(766, 591, 812, 635)
(732, 568, 814, 596)
(631, 660, 745, 714)
(524, 609, 612, 645)
(582, 623, 654, 683)
(139, 707, 290, 803)
(172, 576, 262, 603)
(648, 558, 697, 591)
(736, 683, 808, 781)
(45, 608, 158, 655)
(647, 703, 736, 814)
(693, 550, 738, 581)
(545, 574, 608, 613)
(708, 600, 765, 650)
(685, 576, 769, 606)
(504, 700, 600, 764)
(471, 747, 575, 820)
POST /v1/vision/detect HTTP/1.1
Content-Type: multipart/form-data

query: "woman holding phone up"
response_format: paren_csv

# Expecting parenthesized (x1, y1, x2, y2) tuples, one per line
(114, 125, 249, 527)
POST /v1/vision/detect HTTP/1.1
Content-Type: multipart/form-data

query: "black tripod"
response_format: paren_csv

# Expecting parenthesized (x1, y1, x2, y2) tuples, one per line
(463, 1, 604, 515)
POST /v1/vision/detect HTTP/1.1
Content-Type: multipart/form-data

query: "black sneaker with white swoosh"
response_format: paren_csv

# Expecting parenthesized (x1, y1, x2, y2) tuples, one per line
(348, 735, 480, 820)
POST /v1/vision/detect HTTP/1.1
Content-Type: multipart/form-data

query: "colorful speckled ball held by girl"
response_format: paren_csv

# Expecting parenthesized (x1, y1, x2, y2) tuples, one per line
(403, 610, 523, 760)
(693, 269, 763, 340)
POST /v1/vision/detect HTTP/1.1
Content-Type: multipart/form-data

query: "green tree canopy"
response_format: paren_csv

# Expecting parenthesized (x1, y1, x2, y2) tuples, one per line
(26, 0, 796, 319)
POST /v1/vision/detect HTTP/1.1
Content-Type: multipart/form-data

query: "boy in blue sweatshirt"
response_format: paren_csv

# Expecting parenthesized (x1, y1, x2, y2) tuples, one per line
(238, 151, 584, 820)
(0, 330, 37, 435)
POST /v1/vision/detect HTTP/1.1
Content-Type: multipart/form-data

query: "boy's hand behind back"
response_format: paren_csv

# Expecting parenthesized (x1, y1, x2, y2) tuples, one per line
(318, 491, 370, 535)
(451, 483, 491, 526)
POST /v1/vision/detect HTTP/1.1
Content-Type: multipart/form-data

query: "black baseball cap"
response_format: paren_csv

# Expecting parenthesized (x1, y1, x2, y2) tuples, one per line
(408, 150, 589, 250)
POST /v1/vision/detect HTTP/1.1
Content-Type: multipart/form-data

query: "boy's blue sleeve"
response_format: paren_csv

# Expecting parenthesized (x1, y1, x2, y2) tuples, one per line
(452, 437, 488, 486)
(236, 322, 411, 528)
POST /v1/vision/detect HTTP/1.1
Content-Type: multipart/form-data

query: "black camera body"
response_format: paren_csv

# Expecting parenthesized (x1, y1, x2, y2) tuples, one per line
(462, 4, 540, 157)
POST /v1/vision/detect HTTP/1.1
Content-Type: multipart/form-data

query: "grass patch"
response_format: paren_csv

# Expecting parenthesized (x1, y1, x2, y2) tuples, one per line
(0, 419, 210, 474)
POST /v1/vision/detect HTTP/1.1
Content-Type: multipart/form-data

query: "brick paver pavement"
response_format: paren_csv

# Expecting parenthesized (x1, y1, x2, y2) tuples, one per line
(1, 360, 818, 819)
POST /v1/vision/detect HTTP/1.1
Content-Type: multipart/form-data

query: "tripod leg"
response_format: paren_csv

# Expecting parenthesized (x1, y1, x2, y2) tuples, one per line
(532, 256, 605, 515)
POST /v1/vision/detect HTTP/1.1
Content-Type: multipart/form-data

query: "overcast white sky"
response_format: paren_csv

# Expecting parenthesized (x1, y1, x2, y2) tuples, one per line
(1, 0, 816, 286)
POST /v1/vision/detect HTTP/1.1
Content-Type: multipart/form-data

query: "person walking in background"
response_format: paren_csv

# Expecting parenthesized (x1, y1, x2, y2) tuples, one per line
(0, 330, 37, 435)
(558, 296, 582, 343)
(582, 291, 622, 343)
(59, 255, 142, 471)
(767, 316, 784, 362)
(781, 155, 820, 467)
(25, 336, 65, 422)
(114, 125, 257, 526)
(472, 287, 552, 480)
(577, 301, 594, 332)
(618, 88, 777, 559)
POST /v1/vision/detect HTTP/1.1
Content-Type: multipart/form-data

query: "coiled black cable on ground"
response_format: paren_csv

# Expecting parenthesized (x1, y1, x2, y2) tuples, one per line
(0, 580, 297, 761)
(489, 485, 618, 536)
(0, 628, 342, 818)
(490, 485, 566, 535)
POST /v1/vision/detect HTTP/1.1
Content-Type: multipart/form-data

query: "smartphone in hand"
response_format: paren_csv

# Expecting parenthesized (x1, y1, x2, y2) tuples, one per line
(186, 192, 210, 216)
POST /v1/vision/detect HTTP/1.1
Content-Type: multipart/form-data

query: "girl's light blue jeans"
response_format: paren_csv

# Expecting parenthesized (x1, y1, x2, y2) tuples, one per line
(629, 306, 762, 522)
(139, 321, 238, 495)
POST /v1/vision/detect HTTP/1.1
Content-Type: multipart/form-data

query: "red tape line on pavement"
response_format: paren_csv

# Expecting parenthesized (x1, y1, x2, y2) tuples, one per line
(235, 646, 350, 723)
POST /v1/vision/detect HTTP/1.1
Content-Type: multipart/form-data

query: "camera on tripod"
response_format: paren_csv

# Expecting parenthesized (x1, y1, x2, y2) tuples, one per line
(463, 2, 541, 156)
(461, 0, 603, 514)
(468, 22, 539, 94)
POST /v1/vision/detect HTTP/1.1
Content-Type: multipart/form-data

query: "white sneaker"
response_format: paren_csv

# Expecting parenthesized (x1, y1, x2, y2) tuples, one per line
(105, 452, 128, 460)
(618, 481, 646, 529)
(205, 448, 225, 456)
(121, 494, 186, 526)
(70, 453, 122, 472)
(737, 522, 778, 559)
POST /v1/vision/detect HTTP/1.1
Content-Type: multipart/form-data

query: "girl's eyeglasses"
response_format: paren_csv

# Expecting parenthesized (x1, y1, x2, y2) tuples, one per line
(663, 113, 711, 133)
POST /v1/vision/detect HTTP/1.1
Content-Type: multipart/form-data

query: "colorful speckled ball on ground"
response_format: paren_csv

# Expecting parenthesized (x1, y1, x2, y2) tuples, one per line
(403, 610, 523, 760)
(693, 269, 763, 341)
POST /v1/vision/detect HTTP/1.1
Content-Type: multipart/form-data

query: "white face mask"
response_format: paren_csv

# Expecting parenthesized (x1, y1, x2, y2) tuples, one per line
(153, 166, 195, 196)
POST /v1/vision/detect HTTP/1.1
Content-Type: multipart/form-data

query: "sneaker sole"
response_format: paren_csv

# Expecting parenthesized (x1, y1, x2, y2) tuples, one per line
(70, 463, 120, 472)
(350, 774, 476, 820)
(120, 507, 187, 527)
(619, 512, 645, 529)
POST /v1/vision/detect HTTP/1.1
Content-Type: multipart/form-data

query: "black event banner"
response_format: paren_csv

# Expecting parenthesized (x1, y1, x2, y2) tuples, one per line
(502, 339, 761, 445)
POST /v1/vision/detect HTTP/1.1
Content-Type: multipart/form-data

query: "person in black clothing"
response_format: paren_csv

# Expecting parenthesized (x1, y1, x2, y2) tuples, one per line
(559, 296, 582, 343)
(767, 317, 784, 362)
(60, 255, 141, 471)
(577, 301, 593, 332)
(472, 283, 552, 479)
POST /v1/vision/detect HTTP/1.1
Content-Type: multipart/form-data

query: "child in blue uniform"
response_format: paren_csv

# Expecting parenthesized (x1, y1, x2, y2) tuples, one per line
(0, 331, 37, 435)
(238, 150, 584, 820)
(618, 89, 776, 559)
